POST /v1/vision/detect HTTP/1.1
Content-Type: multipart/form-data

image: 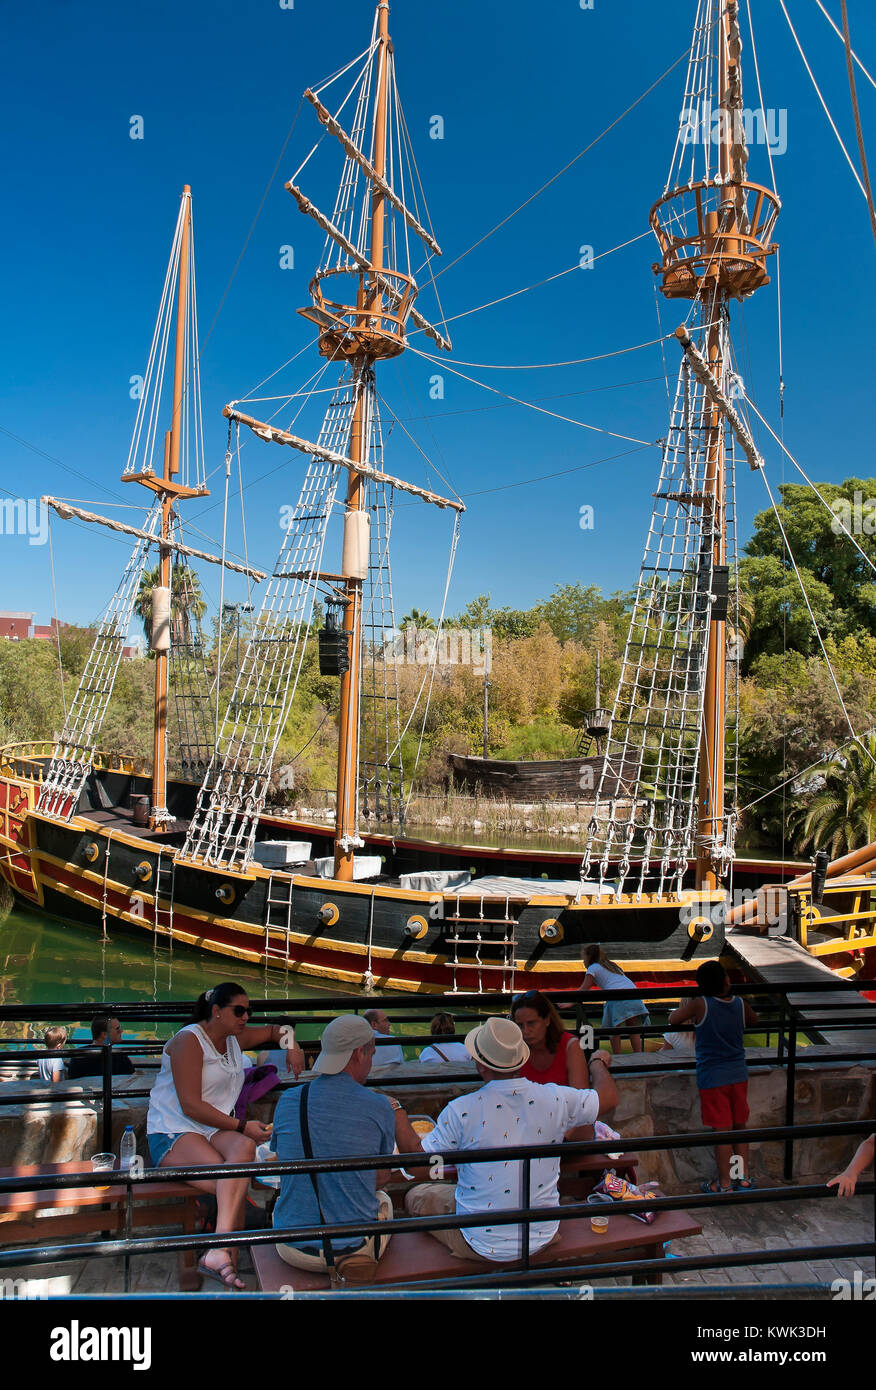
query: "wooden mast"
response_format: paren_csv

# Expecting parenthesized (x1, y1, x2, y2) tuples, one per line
(694, 6, 733, 891)
(650, 0, 779, 891)
(334, 3, 391, 879)
(148, 185, 191, 827)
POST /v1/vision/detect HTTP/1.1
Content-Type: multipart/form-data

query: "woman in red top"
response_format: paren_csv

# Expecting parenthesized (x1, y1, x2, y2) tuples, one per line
(511, 990, 603, 1144)
(511, 991, 590, 1088)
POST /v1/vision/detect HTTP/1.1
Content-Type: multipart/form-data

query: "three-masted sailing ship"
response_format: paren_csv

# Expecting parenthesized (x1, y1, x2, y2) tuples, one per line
(2, 0, 875, 992)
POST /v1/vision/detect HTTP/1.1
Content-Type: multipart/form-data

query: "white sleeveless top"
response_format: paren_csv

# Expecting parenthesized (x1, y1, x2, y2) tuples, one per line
(147, 1023, 244, 1139)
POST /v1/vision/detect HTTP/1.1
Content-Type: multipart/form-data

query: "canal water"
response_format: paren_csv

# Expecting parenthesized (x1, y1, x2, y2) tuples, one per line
(0, 901, 351, 1044)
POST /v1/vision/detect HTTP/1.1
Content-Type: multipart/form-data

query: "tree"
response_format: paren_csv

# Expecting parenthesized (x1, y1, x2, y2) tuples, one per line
(738, 652, 875, 847)
(736, 554, 836, 663)
(534, 582, 629, 646)
(789, 733, 876, 858)
(400, 608, 436, 631)
(740, 478, 876, 664)
(451, 593, 539, 640)
(134, 563, 207, 648)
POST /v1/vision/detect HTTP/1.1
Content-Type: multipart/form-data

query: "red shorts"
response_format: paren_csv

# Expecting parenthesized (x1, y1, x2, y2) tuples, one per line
(699, 1080, 749, 1130)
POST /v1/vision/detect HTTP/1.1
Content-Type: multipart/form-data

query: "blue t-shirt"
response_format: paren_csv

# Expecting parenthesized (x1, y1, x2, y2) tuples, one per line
(695, 995, 748, 1090)
(271, 1074, 395, 1251)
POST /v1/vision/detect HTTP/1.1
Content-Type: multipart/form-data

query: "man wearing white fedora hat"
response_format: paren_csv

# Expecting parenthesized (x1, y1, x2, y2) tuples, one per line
(395, 1016, 618, 1263)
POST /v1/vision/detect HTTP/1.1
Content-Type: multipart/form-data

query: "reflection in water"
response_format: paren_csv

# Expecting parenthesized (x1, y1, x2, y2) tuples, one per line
(0, 903, 354, 1041)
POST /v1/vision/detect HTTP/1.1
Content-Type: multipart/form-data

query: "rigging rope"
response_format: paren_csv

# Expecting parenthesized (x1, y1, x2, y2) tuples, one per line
(375, 390, 461, 508)
(410, 323, 690, 372)
(460, 443, 652, 500)
(215, 429, 233, 747)
(745, 0, 778, 195)
(201, 99, 305, 356)
(414, 47, 690, 284)
(814, 0, 876, 92)
(401, 511, 462, 816)
(779, 0, 868, 200)
(407, 346, 656, 446)
(743, 393, 876, 578)
(758, 464, 876, 766)
(840, 0, 876, 250)
(47, 514, 68, 724)
(739, 725, 876, 813)
(408, 231, 652, 336)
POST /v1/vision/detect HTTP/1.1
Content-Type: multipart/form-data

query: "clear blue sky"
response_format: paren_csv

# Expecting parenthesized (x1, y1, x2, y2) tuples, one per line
(2, 0, 875, 634)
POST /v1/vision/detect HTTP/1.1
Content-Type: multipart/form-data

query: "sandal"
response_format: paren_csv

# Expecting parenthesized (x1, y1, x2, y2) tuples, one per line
(701, 1179, 732, 1194)
(197, 1254, 246, 1291)
(733, 1176, 757, 1190)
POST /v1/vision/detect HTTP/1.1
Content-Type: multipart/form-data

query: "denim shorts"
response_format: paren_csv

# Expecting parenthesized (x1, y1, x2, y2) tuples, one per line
(602, 998, 651, 1029)
(148, 1131, 186, 1166)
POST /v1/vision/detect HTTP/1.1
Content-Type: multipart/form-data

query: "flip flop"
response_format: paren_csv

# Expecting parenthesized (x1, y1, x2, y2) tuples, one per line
(198, 1255, 246, 1291)
(701, 1180, 732, 1194)
(732, 1176, 757, 1190)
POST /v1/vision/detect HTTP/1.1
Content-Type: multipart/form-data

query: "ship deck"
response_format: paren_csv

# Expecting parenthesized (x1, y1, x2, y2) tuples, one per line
(726, 929, 876, 1048)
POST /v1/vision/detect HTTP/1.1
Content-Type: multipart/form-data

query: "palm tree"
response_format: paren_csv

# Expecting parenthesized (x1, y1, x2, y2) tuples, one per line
(134, 564, 207, 647)
(400, 608, 436, 632)
(134, 565, 162, 643)
(790, 732, 876, 859)
(171, 565, 207, 645)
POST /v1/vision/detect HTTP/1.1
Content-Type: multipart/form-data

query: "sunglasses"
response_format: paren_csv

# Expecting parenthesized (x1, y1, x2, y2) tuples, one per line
(230, 1004, 252, 1018)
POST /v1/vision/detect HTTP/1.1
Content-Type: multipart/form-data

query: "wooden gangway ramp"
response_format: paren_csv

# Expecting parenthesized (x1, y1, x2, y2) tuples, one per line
(726, 930, 876, 1051)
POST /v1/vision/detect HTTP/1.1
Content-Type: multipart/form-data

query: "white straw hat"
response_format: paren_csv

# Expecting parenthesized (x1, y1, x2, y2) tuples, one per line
(464, 1017, 529, 1072)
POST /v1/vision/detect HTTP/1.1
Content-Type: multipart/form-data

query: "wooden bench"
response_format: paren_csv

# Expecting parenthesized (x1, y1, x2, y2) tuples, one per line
(0, 1161, 203, 1291)
(557, 1151, 639, 1199)
(253, 1200, 701, 1292)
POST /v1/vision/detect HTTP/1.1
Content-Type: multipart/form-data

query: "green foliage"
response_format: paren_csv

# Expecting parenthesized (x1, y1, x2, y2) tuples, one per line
(3, 476, 873, 858)
(741, 479, 876, 664)
(134, 563, 208, 648)
(532, 582, 629, 646)
(788, 733, 876, 857)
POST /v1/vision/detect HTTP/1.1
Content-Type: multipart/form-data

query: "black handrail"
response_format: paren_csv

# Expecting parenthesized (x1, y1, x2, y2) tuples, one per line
(0, 976, 871, 1022)
(2, 982, 872, 1171)
(0, 1145, 872, 1294)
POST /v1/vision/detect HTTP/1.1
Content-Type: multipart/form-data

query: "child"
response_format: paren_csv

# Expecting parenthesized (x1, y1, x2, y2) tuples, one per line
(582, 945, 651, 1053)
(660, 1029, 696, 1056)
(827, 1133, 874, 1197)
(669, 961, 758, 1193)
(37, 1026, 67, 1084)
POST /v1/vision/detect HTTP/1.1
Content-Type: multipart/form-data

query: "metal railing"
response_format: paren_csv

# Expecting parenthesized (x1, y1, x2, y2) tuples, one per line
(1, 980, 874, 1176)
(0, 1120, 873, 1294)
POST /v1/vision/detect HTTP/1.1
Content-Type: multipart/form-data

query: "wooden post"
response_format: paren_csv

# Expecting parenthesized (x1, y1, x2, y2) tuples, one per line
(694, 7, 734, 890)
(150, 186, 191, 827)
(333, 5, 390, 879)
(695, 304, 726, 891)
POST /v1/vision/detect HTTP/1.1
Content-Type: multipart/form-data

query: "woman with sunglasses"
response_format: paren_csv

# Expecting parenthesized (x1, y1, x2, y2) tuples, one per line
(146, 981, 304, 1289)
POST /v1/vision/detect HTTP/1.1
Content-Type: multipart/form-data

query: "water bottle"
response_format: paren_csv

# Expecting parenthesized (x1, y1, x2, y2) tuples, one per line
(119, 1125, 136, 1171)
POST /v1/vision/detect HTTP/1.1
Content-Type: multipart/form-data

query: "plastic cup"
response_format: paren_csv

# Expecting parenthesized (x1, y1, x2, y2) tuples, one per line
(590, 1213, 610, 1235)
(90, 1153, 115, 1191)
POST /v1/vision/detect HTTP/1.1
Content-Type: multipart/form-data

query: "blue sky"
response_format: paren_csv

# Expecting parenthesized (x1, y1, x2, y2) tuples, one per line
(2, 0, 875, 634)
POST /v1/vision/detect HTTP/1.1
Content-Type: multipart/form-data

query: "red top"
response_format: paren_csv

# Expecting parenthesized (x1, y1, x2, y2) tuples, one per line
(520, 1029, 574, 1086)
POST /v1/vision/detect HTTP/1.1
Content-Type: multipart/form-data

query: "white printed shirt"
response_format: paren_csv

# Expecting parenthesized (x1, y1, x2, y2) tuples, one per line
(420, 1076, 599, 1261)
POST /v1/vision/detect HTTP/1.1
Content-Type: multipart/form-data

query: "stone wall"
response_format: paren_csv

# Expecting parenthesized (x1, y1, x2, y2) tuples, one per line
(1, 1053, 872, 1193)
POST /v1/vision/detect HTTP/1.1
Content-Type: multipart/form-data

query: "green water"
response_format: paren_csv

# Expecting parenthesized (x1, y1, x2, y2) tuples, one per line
(0, 901, 355, 1043)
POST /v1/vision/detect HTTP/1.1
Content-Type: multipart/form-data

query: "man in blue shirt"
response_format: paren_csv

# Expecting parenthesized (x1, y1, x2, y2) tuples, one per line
(272, 1014, 397, 1283)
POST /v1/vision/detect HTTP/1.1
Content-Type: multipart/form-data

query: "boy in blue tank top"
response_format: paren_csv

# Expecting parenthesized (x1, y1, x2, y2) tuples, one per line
(669, 961, 759, 1194)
